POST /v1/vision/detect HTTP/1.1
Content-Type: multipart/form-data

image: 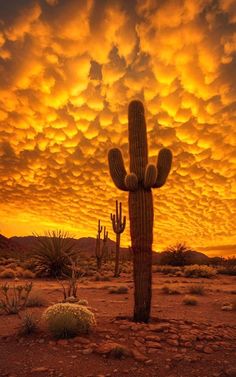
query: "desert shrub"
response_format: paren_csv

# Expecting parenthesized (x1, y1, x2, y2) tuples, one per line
(18, 313, 38, 335)
(0, 282, 33, 315)
(22, 270, 36, 279)
(94, 273, 111, 282)
(183, 295, 198, 305)
(161, 285, 181, 295)
(43, 303, 96, 339)
(218, 266, 236, 276)
(108, 286, 128, 294)
(160, 243, 194, 266)
(188, 284, 205, 295)
(5, 262, 17, 269)
(33, 230, 77, 277)
(155, 266, 182, 275)
(0, 268, 15, 279)
(184, 265, 217, 278)
(230, 290, 236, 295)
(26, 293, 45, 307)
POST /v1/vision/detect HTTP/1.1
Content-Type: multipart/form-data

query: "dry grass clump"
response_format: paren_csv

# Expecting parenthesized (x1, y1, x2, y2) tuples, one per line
(0, 268, 15, 279)
(161, 285, 181, 295)
(18, 313, 38, 336)
(108, 286, 128, 294)
(183, 295, 198, 305)
(43, 303, 96, 339)
(188, 284, 205, 295)
(26, 292, 46, 308)
(184, 265, 217, 278)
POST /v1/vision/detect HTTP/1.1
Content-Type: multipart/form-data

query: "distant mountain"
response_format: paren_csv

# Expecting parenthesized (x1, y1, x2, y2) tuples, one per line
(1, 234, 210, 264)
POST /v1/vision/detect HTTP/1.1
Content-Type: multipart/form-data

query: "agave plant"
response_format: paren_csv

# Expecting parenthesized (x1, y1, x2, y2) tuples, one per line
(33, 230, 76, 277)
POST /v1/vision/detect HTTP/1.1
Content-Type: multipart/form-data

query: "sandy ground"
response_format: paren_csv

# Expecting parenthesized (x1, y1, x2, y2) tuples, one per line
(0, 272, 236, 377)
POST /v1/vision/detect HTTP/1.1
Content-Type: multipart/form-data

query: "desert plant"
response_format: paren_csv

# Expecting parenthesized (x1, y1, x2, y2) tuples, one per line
(161, 243, 195, 266)
(108, 285, 128, 294)
(33, 230, 76, 277)
(95, 220, 106, 271)
(184, 265, 217, 278)
(58, 256, 84, 301)
(108, 100, 172, 322)
(18, 312, 38, 335)
(110, 200, 126, 277)
(0, 282, 33, 315)
(43, 303, 96, 339)
(188, 284, 205, 295)
(26, 293, 45, 307)
(161, 285, 181, 295)
(0, 268, 15, 279)
(78, 299, 88, 306)
(183, 295, 198, 305)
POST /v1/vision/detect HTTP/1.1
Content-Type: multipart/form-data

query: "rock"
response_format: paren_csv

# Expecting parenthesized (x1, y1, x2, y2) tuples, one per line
(149, 323, 170, 332)
(221, 305, 233, 311)
(145, 335, 161, 342)
(166, 339, 179, 347)
(203, 346, 213, 354)
(224, 368, 236, 377)
(145, 341, 162, 349)
(73, 337, 90, 344)
(132, 349, 148, 362)
(31, 367, 49, 373)
(82, 348, 93, 355)
(96, 342, 131, 358)
(65, 296, 78, 303)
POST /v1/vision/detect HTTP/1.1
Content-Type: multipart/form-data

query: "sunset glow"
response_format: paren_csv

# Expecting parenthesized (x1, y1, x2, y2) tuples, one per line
(0, 0, 236, 256)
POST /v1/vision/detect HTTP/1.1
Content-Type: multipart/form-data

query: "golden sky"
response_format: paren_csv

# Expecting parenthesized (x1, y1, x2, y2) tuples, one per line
(0, 0, 235, 256)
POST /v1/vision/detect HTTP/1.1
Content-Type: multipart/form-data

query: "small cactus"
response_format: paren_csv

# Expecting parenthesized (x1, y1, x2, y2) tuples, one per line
(108, 100, 172, 322)
(95, 220, 103, 271)
(110, 200, 126, 277)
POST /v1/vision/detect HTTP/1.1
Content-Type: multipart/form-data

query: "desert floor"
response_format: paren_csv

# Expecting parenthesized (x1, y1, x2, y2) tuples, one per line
(0, 272, 236, 377)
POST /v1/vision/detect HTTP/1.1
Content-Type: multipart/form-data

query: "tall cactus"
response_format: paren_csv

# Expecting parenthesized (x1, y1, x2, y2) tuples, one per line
(95, 219, 103, 271)
(110, 200, 126, 277)
(102, 226, 109, 262)
(108, 100, 172, 322)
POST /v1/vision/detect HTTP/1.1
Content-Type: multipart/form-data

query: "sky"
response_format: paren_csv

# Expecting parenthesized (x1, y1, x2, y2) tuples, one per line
(0, 0, 235, 256)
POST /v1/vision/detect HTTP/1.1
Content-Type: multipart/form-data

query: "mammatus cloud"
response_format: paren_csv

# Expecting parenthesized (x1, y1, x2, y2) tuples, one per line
(0, 0, 235, 255)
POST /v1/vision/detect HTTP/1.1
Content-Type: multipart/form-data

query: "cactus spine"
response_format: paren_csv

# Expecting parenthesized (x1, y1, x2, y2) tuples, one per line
(110, 200, 126, 277)
(108, 100, 172, 322)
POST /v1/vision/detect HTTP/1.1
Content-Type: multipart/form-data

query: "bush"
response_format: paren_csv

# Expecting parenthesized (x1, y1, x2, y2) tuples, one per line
(33, 230, 76, 277)
(184, 265, 217, 278)
(0, 282, 33, 315)
(26, 293, 45, 307)
(188, 284, 205, 295)
(0, 268, 15, 279)
(18, 313, 38, 335)
(161, 285, 181, 295)
(108, 286, 128, 294)
(22, 270, 36, 279)
(43, 303, 96, 339)
(183, 295, 198, 305)
(218, 266, 236, 276)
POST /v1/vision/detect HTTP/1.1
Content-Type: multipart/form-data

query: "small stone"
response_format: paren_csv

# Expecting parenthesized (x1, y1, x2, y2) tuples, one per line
(132, 349, 148, 362)
(82, 348, 93, 355)
(221, 305, 233, 311)
(31, 367, 49, 373)
(166, 339, 179, 347)
(203, 346, 213, 354)
(146, 341, 162, 349)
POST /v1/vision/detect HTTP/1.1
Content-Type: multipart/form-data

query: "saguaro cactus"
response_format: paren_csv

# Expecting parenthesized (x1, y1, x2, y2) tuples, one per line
(95, 219, 103, 271)
(110, 200, 126, 277)
(102, 226, 109, 262)
(108, 100, 172, 322)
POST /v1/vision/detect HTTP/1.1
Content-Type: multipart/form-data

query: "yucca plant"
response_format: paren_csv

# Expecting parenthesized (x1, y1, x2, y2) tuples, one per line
(33, 230, 77, 277)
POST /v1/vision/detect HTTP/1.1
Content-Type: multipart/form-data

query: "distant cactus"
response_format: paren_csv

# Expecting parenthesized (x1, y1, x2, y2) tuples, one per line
(108, 100, 172, 322)
(110, 200, 126, 277)
(95, 220, 103, 271)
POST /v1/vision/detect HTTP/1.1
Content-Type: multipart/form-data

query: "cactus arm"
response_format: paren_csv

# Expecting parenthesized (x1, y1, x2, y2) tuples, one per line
(153, 148, 172, 188)
(125, 173, 138, 191)
(144, 164, 157, 189)
(108, 148, 128, 191)
(128, 101, 148, 181)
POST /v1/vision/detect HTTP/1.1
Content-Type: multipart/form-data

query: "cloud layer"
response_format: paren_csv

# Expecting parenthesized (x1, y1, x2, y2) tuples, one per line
(0, 0, 235, 254)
